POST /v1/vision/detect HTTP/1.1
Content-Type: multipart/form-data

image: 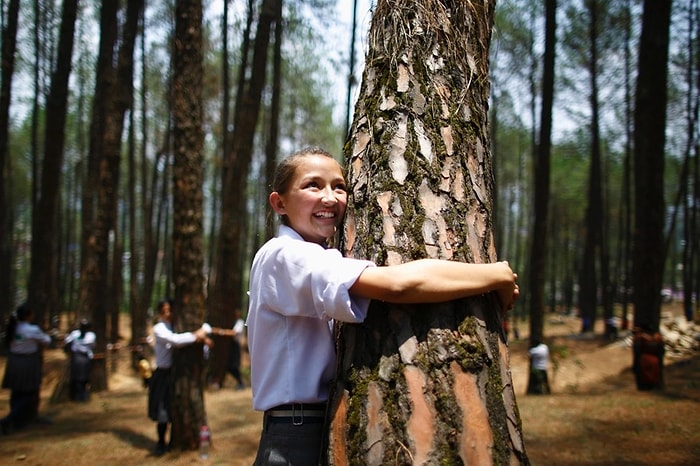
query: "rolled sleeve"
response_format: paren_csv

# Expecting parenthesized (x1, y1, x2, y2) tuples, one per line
(265, 238, 374, 322)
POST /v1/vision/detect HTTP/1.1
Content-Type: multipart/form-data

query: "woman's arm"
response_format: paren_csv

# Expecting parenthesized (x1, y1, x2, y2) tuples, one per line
(350, 260, 519, 311)
(211, 328, 237, 337)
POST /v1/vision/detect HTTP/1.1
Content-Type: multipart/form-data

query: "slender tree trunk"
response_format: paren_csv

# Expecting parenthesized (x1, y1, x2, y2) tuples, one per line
(170, 0, 208, 450)
(27, 0, 77, 326)
(132, 6, 155, 350)
(328, 1, 528, 464)
(579, 0, 606, 334)
(78, 1, 119, 352)
(0, 0, 21, 322)
(528, 0, 556, 348)
(632, 0, 672, 332)
(620, 0, 634, 330)
(209, 0, 282, 361)
(28, 0, 78, 329)
(631, 0, 672, 392)
(128, 89, 142, 367)
(78, 0, 141, 392)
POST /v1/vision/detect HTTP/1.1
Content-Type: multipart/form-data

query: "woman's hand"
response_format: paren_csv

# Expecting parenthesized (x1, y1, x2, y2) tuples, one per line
(495, 262, 519, 313)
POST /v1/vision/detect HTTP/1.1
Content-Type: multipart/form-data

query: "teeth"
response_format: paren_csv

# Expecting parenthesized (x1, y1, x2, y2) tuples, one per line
(315, 212, 335, 218)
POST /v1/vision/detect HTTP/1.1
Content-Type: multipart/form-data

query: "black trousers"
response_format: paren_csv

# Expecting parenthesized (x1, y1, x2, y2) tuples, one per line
(253, 413, 325, 466)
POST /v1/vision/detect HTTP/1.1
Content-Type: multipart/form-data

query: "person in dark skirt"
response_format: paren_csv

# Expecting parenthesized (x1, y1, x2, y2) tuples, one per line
(148, 299, 212, 456)
(1, 303, 51, 434)
(527, 339, 551, 394)
(64, 319, 96, 402)
(212, 308, 246, 389)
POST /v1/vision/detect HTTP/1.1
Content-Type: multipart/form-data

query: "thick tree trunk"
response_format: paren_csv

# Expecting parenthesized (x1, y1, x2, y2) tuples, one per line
(328, 1, 528, 464)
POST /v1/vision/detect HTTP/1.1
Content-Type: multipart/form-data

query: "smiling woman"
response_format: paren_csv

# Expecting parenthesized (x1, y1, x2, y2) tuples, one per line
(245, 146, 519, 464)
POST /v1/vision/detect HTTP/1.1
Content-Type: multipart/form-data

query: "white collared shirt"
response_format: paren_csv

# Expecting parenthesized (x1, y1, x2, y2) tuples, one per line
(9, 321, 51, 354)
(247, 225, 375, 411)
(64, 330, 97, 358)
(529, 343, 550, 370)
(152, 321, 197, 369)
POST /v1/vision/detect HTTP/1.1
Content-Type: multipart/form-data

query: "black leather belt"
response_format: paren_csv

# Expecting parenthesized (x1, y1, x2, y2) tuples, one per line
(265, 403, 326, 425)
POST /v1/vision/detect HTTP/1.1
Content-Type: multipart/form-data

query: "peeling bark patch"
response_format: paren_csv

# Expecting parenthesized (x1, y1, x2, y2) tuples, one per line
(439, 156, 453, 193)
(397, 63, 410, 92)
(388, 115, 409, 184)
(366, 381, 386, 464)
(376, 191, 396, 246)
(418, 180, 453, 260)
(329, 390, 350, 466)
(414, 119, 433, 163)
(380, 87, 398, 111)
(469, 138, 487, 204)
(441, 126, 454, 155)
(404, 365, 434, 464)
(466, 210, 487, 263)
(452, 362, 493, 464)
(454, 166, 466, 202)
(344, 211, 358, 253)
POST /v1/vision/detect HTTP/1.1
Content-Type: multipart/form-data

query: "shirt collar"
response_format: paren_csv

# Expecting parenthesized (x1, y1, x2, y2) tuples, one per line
(278, 224, 329, 249)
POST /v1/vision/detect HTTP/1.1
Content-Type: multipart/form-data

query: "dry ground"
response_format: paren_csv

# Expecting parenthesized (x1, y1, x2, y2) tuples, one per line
(0, 306, 698, 465)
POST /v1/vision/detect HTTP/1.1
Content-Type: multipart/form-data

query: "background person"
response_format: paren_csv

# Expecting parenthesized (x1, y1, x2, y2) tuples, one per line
(211, 309, 246, 389)
(527, 339, 551, 394)
(64, 319, 96, 402)
(1, 303, 52, 434)
(148, 299, 212, 456)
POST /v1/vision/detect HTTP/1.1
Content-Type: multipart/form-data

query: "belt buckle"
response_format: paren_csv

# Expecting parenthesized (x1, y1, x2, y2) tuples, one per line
(292, 403, 304, 426)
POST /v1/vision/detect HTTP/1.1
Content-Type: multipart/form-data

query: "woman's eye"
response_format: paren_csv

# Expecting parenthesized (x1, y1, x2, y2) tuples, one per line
(334, 183, 347, 192)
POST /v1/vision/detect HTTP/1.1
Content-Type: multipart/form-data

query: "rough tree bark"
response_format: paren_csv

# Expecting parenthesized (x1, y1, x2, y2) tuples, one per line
(170, 0, 208, 450)
(327, 1, 529, 464)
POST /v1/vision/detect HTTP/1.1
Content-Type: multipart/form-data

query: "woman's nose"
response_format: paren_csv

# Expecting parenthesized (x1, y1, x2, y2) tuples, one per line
(321, 188, 338, 204)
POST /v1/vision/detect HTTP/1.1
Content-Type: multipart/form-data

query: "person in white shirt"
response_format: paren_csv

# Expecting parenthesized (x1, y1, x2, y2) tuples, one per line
(148, 299, 212, 456)
(247, 147, 520, 465)
(1, 303, 52, 434)
(64, 319, 97, 402)
(527, 339, 551, 394)
(211, 308, 246, 389)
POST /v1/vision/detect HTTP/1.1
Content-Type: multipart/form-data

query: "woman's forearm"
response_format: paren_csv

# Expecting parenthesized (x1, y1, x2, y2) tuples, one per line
(352, 259, 518, 307)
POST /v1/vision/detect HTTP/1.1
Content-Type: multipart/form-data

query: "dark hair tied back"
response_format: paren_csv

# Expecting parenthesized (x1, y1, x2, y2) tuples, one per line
(4, 303, 31, 349)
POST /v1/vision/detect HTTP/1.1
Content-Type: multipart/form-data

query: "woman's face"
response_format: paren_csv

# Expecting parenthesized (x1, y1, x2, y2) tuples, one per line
(269, 154, 347, 244)
(160, 302, 172, 322)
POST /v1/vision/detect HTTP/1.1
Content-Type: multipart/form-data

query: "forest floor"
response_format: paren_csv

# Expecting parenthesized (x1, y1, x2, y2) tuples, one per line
(0, 303, 698, 465)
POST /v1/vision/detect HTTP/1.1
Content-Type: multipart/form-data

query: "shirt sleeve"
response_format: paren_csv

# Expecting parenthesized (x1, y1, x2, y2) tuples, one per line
(27, 324, 52, 345)
(232, 319, 245, 334)
(153, 322, 197, 347)
(261, 239, 375, 322)
(64, 330, 76, 345)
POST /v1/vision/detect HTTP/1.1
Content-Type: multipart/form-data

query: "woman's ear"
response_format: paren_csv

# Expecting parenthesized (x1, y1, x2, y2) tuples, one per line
(269, 192, 285, 215)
